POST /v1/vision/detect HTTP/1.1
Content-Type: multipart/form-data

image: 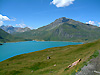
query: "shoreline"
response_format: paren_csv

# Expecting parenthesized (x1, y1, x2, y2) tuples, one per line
(0, 41, 83, 62)
(6, 40, 84, 43)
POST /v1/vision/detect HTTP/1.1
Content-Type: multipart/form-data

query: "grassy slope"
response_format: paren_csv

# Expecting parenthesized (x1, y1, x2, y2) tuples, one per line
(0, 40, 100, 75)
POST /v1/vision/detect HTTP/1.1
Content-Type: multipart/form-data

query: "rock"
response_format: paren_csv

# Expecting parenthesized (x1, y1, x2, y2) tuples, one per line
(47, 56, 50, 59)
(31, 70, 33, 72)
(50, 71, 53, 73)
(51, 51, 53, 53)
(7, 64, 9, 66)
(0, 43, 3, 45)
(54, 64, 56, 66)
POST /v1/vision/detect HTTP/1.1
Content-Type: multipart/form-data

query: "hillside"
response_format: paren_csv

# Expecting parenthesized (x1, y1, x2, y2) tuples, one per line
(0, 28, 14, 42)
(14, 17, 100, 42)
(0, 25, 31, 34)
(0, 39, 100, 75)
(0, 29, 31, 42)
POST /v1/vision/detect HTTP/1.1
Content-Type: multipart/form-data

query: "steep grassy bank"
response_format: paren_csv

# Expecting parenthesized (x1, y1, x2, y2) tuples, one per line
(0, 39, 100, 75)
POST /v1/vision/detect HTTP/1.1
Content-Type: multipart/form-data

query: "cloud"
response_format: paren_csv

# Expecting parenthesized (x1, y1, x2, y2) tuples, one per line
(86, 21, 95, 25)
(0, 14, 10, 26)
(10, 18, 16, 21)
(28, 26, 33, 29)
(16, 23, 33, 29)
(98, 22, 100, 25)
(0, 14, 16, 26)
(0, 21, 3, 26)
(0, 14, 10, 21)
(16, 23, 26, 28)
(98, 22, 100, 27)
(86, 21, 100, 27)
(50, 0, 75, 7)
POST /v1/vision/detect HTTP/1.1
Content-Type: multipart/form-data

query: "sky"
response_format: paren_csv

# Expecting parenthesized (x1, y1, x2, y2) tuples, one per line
(0, 0, 100, 29)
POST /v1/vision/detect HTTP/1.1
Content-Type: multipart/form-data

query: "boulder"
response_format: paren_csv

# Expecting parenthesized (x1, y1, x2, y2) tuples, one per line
(0, 43, 3, 45)
(47, 56, 51, 59)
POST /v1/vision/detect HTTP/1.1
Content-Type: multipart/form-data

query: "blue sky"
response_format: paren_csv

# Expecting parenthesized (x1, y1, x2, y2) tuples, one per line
(0, 0, 100, 29)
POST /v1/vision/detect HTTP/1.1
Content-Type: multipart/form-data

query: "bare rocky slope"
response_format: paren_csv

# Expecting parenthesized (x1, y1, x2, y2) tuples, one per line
(76, 50, 100, 75)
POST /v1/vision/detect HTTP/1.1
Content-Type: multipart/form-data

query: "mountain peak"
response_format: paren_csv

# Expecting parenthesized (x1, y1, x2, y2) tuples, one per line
(0, 25, 31, 34)
(60, 17, 68, 19)
(53, 17, 70, 24)
(58, 17, 70, 22)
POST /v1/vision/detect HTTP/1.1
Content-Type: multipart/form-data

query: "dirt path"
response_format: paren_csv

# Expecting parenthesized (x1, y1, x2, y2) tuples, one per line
(76, 50, 100, 75)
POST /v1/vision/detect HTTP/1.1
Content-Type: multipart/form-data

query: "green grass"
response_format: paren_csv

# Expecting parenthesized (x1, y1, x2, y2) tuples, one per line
(90, 50, 99, 58)
(0, 39, 100, 75)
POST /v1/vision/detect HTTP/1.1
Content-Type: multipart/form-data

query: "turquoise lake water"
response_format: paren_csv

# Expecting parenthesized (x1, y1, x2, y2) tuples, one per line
(0, 41, 82, 62)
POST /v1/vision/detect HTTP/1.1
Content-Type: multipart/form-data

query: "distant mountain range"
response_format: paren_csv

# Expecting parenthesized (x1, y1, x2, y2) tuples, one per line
(0, 29, 17, 42)
(0, 28, 32, 43)
(13, 17, 100, 42)
(0, 25, 31, 34)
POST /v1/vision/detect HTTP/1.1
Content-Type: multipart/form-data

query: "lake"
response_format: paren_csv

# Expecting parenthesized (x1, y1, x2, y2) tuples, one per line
(0, 41, 82, 62)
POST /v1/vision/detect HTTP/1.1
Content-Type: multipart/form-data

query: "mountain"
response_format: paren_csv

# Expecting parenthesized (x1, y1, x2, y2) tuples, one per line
(0, 25, 31, 34)
(14, 17, 100, 42)
(0, 28, 32, 43)
(0, 28, 15, 42)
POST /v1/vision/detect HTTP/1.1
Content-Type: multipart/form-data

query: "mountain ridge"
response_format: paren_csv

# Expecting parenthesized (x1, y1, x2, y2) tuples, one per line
(0, 25, 31, 34)
(13, 17, 100, 42)
(0, 28, 16, 42)
(0, 28, 32, 43)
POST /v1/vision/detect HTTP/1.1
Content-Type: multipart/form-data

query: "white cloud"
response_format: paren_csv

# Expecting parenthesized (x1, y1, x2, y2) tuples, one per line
(0, 14, 16, 26)
(86, 21, 95, 25)
(0, 14, 10, 26)
(98, 22, 100, 25)
(0, 21, 3, 26)
(10, 18, 16, 21)
(50, 0, 75, 7)
(86, 21, 100, 27)
(98, 22, 100, 27)
(28, 26, 33, 29)
(0, 14, 10, 21)
(16, 23, 33, 29)
(16, 23, 26, 28)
